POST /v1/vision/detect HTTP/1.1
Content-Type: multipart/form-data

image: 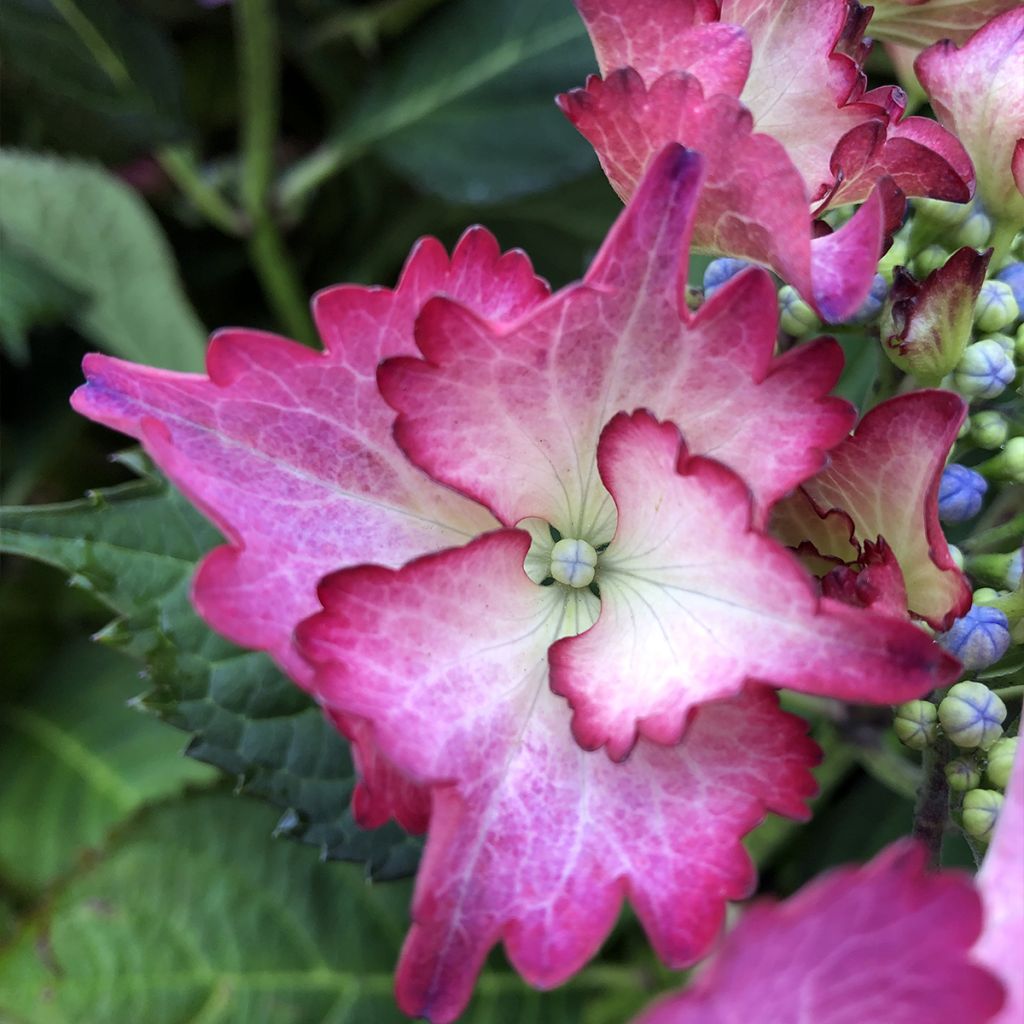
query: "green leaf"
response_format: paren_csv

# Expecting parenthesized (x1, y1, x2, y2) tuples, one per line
(281, 0, 598, 207)
(0, 234, 86, 364)
(0, 465, 421, 879)
(0, 0, 187, 156)
(0, 150, 207, 371)
(0, 641, 217, 894)
(0, 793, 633, 1023)
(834, 333, 881, 412)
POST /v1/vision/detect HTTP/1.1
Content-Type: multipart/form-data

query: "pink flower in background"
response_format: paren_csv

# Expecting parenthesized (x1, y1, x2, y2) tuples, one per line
(559, 0, 974, 320)
(72, 147, 961, 1020)
(631, 750, 1024, 1024)
(916, 8, 1024, 231)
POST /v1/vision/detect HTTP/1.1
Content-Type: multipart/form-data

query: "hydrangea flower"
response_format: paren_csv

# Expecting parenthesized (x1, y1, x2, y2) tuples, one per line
(558, 0, 974, 320)
(632, 753, 1024, 1024)
(72, 148, 960, 1021)
(917, 8, 1024, 235)
(771, 390, 973, 629)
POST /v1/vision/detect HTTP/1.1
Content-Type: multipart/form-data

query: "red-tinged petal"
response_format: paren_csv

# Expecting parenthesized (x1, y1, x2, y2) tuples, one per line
(821, 538, 911, 620)
(549, 412, 958, 759)
(297, 531, 820, 1024)
(383, 145, 853, 536)
(820, 116, 973, 213)
(633, 841, 1004, 1024)
(868, 0, 1022, 50)
(71, 229, 544, 824)
(770, 487, 859, 565)
(558, 71, 886, 320)
(574, 0, 724, 80)
(976, 753, 1024, 1024)
(917, 9, 1024, 225)
(800, 392, 972, 630)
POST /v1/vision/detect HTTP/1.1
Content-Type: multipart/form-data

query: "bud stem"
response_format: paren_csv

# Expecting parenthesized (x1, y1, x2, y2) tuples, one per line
(912, 735, 955, 868)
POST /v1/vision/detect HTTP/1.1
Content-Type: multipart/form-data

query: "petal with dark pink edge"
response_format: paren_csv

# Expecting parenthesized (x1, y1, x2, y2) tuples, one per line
(383, 144, 853, 537)
(557, 71, 886, 321)
(821, 538, 911, 620)
(770, 488, 859, 566)
(976, 753, 1023, 1024)
(868, 0, 1022, 50)
(633, 841, 1004, 1024)
(549, 412, 958, 760)
(820, 115, 973, 213)
(297, 530, 819, 1024)
(800, 391, 972, 630)
(71, 229, 544, 825)
(917, 9, 1024, 225)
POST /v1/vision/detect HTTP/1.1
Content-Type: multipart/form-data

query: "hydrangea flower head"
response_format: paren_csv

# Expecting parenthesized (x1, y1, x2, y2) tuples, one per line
(72, 146, 961, 1021)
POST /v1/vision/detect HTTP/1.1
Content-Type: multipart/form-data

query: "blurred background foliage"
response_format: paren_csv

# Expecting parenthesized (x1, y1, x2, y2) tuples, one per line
(0, 1, 970, 1020)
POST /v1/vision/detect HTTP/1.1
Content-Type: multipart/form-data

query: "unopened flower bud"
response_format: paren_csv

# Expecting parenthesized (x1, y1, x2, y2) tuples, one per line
(878, 234, 909, 281)
(948, 544, 965, 571)
(986, 737, 1018, 790)
(893, 700, 938, 750)
(703, 258, 751, 297)
(937, 464, 987, 522)
(915, 244, 950, 278)
(962, 788, 1003, 840)
(946, 757, 982, 792)
(1008, 548, 1022, 590)
(938, 607, 1012, 671)
(953, 339, 1015, 398)
(995, 263, 1024, 313)
(980, 332, 1016, 357)
(970, 411, 1010, 449)
(971, 587, 1001, 606)
(778, 285, 820, 335)
(938, 681, 1007, 749)
(842, 273, 888, 325)
(954, 207, 992, 249)
(978, 437, 1024, 483)
(974, 280, 1020, 333)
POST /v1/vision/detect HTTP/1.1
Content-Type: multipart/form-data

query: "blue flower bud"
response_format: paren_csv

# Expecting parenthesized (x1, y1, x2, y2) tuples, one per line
(778, 284, 821, 335)
(938, 464, 988, 522)
(938, 607, 1012, 672)
(970, 411, 1009, 449)
(980, 332, 1016, 357)
(962, 788, 1003, 840)
(974, 279, 1020, 333)
(703, 258, 751, 296)
(953, 339, 1015, 399)
(954, 207, 992, 249)
(893, 700, 938, 750)
(995, 262, 1024, 313)
(938, 681, 1007, 749)
(946, 756, 982, 792)
(986, 737, 1018, 790)
(843, 273, 888, 324)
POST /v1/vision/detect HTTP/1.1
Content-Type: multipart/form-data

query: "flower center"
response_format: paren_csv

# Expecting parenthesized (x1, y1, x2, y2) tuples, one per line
(549, 537, 598, 589)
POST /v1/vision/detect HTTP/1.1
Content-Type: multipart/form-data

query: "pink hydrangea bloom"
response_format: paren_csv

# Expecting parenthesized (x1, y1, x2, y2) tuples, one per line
(559, 0, 974, 320)
(631, 841, 1004, 1024)
(771, 390, 973, 630)
(73, 148, 960, 1020)
(633, 734, 1024, 1024)
(916, 7, 1024, 230)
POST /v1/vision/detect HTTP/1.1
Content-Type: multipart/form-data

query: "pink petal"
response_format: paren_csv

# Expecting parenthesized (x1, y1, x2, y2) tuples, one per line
(867, 0, 1023, 49)
(71, 228, 546, 825)
(548, 412, 960, 759)
(821, 538, 911, 620)
(976, 753, 1024, 1024)
(916, 8, 1024, 225)
(558, 71, 887, 320)
(633, 841, 1004, 1024)
(297, 530, 820, 1024)
(794, 391, 972, 630)
(770, 487, 859, 566)
(384, 144, 854, 536)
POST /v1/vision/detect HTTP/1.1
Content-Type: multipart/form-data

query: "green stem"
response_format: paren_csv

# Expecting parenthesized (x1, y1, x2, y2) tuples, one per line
(991, 685, 1024, 701)
(912, 737, 954, 868)
(156, 147, 245, 236)
(234, 0, 316, 346)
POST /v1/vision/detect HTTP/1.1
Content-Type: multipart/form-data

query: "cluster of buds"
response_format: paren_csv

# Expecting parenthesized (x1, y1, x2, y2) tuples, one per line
(895, 678, 1018, 841)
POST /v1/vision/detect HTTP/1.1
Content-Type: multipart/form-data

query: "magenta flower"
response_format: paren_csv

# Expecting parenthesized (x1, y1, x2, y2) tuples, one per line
(73, 148, 960, 1021)
(558, 0, 974, 321)
(632, 743, 1024, 1024)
